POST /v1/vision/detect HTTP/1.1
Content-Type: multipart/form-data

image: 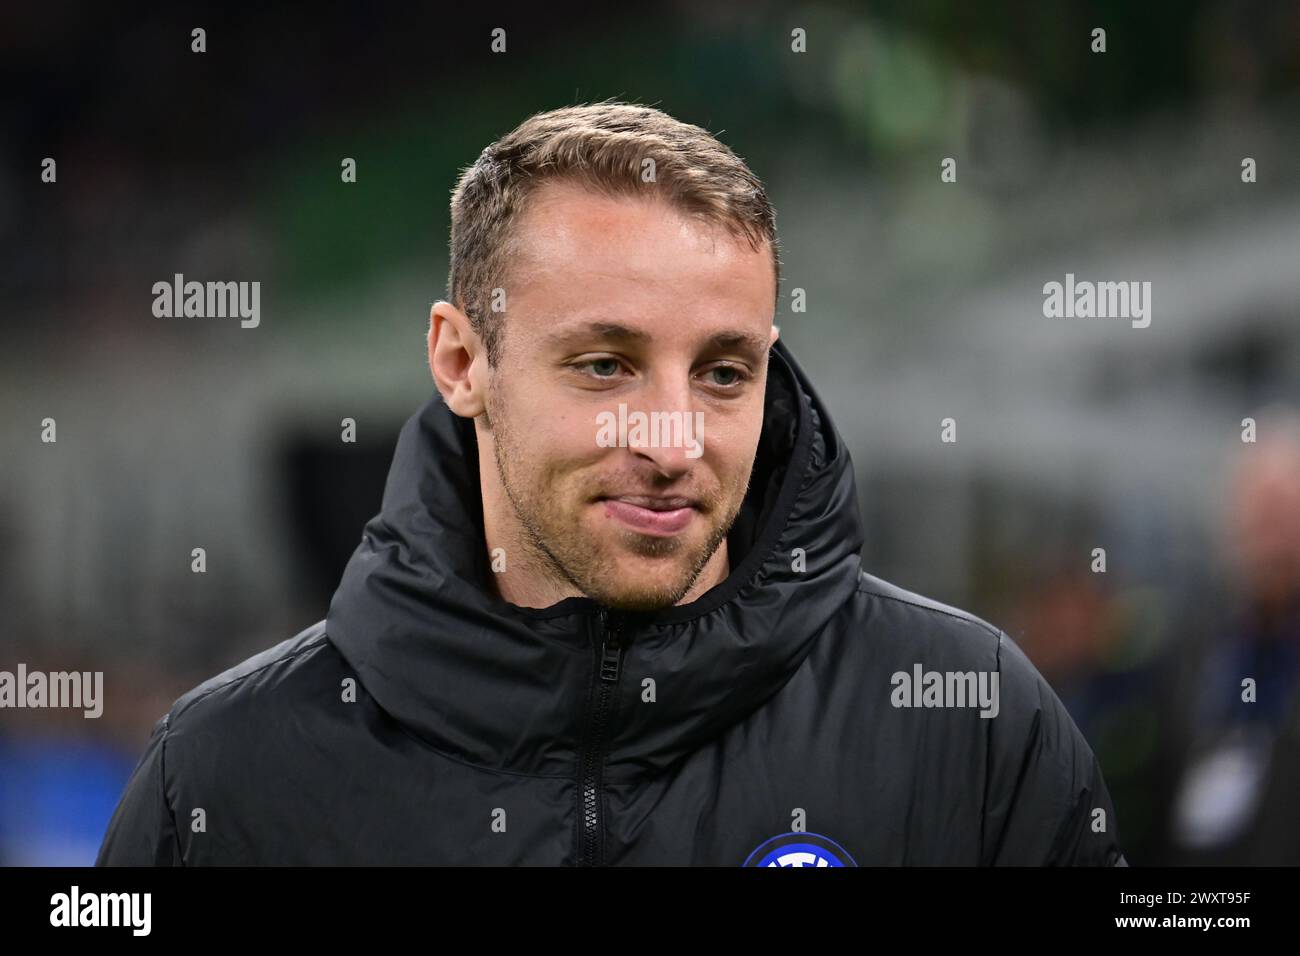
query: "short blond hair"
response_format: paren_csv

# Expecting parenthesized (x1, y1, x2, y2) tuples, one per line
(446, 99, 781, 364)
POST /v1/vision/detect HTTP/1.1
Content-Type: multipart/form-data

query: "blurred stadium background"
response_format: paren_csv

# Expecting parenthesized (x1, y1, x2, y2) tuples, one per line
(3, 1, 1300, 864)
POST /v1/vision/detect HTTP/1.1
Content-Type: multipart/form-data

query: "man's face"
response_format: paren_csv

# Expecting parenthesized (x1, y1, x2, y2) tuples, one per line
(482, 179, 777, 610)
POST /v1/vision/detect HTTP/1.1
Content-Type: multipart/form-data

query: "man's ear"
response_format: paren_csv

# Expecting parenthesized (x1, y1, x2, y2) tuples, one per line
(428, 301, 487, 418)
(770, 324, 780, 346)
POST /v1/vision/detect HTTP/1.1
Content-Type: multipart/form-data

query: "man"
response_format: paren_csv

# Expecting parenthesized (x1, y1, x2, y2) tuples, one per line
(1158, 414, 1300, 864)
(97, 101, 1126, 866)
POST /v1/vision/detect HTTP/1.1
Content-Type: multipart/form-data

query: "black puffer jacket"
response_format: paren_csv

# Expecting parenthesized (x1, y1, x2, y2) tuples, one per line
(96, 340, 1126, 866)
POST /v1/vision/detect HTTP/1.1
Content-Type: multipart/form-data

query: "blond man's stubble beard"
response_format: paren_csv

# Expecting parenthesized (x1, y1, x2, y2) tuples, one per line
(481, 380, 748, 611)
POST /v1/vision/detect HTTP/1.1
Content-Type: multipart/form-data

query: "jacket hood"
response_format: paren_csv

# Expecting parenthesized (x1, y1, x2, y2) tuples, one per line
(326, 338, 864, 782)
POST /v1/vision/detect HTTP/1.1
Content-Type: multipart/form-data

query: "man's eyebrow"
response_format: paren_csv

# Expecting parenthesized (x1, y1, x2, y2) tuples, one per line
(704, 330, 771, 356)
(543, 321, 652, 346)
(543, 321, 771, 357)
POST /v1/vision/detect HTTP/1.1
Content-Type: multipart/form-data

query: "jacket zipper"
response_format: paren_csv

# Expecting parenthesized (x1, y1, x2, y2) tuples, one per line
(577, 607, 624, 866)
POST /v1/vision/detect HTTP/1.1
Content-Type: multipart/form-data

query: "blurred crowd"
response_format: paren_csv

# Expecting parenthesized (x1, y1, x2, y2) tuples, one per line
(1010, 413, 1300, 864)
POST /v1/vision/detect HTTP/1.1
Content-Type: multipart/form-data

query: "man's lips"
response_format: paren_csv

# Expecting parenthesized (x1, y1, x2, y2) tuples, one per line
(597, 495, 699, 535)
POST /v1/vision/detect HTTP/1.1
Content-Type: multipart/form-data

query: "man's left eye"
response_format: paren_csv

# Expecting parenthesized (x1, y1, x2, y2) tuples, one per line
(705, 365, 745, 387)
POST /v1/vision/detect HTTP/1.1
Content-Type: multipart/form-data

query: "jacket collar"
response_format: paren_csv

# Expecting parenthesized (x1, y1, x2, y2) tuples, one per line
(326, 339, 864, 781)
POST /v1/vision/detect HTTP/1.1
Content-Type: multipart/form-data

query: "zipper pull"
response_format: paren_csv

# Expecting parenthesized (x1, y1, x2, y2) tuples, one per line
(599, 611, 623, 683)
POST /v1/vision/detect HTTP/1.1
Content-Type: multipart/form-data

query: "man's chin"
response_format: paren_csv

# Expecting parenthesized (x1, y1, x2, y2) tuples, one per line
(560, 513, 731, 609)
(579, 556, 705, 611)
(595, 588, 688, 613)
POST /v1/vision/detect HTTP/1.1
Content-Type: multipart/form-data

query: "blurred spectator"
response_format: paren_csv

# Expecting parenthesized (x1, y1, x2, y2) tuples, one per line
(1160, 410, 1300, 864)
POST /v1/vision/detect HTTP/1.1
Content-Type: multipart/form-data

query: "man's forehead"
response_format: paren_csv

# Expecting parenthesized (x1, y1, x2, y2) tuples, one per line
(513, 182, 695, 267)
(502, 180, 776, 344)
(511, 179, 766, 271)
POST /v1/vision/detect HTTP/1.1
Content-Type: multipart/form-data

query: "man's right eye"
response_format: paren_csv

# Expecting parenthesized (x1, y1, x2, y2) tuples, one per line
(572, 357, 625, 379)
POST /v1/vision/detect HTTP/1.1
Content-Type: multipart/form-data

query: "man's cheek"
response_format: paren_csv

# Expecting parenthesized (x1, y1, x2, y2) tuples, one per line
(518, 401, 602, 453)
(704, 419, 760, 476)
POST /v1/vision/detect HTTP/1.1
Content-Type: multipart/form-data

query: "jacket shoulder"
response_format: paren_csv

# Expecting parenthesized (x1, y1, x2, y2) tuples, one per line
(97, 622, 356, 865)
(852, 570, 1068, 731)
(166, 620, 342, 731)
(851, 571, 1124, 863)
(854, 571, 1004, 658)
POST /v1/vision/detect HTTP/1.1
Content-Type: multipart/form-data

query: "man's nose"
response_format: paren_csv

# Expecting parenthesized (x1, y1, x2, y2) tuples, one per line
(626, 377, 701, 475)
(630, 431, 693, 476)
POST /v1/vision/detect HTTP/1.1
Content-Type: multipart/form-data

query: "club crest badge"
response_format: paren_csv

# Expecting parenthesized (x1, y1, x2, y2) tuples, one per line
(741, 832, 858, 867)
